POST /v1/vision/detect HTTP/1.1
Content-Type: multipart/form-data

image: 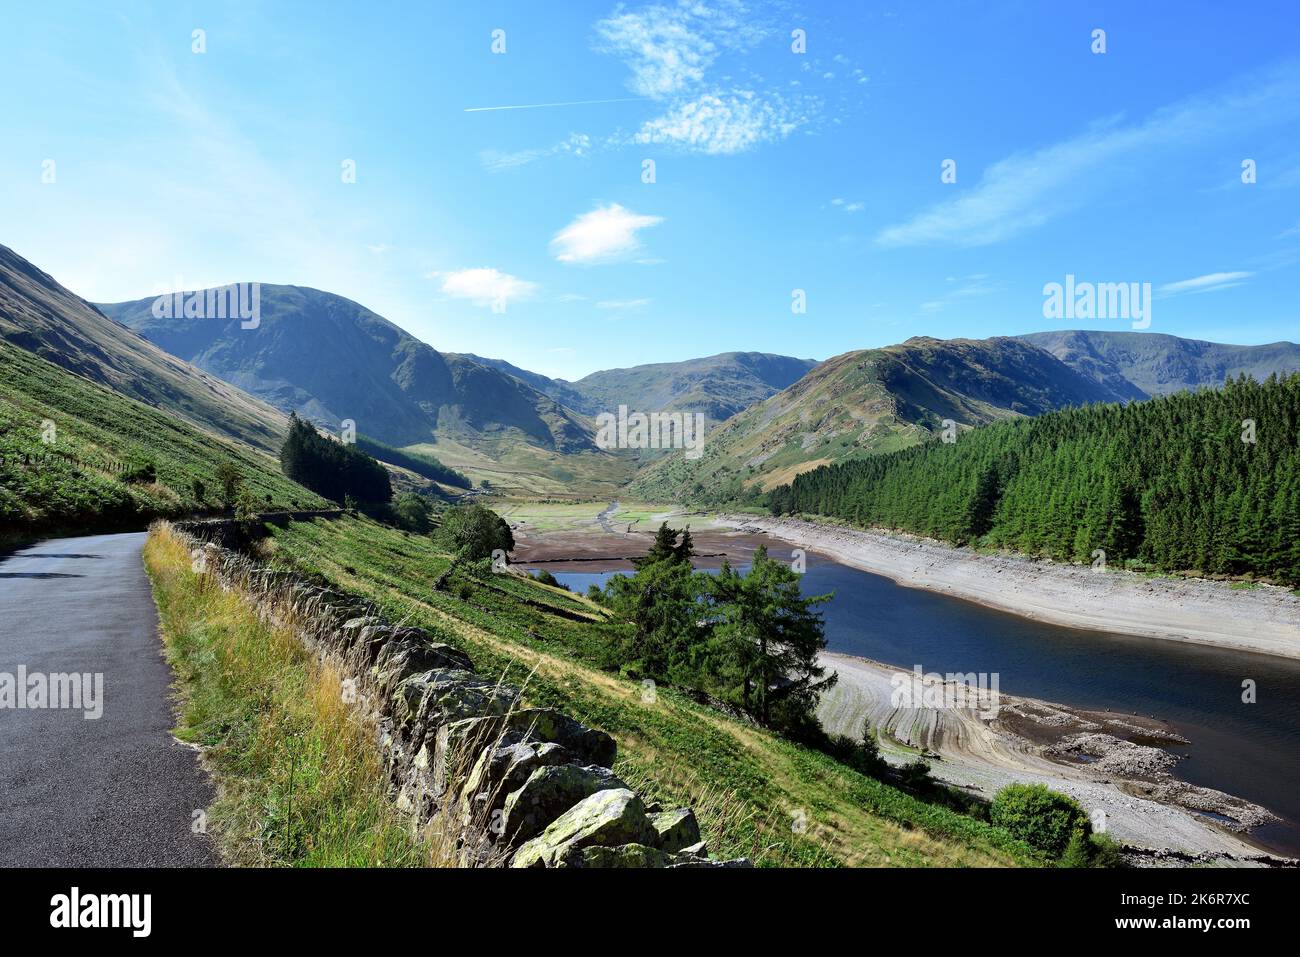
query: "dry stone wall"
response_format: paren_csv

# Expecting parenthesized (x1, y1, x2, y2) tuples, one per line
(171, 519, 747, 869)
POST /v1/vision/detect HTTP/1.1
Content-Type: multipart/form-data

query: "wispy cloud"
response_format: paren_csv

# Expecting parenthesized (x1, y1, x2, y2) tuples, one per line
(595, 298, 652, 310)
(1157, 271, 1253, 296)
(551, 203, 664, 264)
(877, 63, 1300, 248)
(480, 133, 592, 172)
(831, 197, 865, 213)
(596, 0, 809, 156)
(430, 268, 538, 308)
(633, 90, 807, 155)
(919, 274, 999, 312)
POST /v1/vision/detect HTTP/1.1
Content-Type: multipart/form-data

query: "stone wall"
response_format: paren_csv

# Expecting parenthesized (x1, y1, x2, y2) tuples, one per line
(171, 519, 746, 869)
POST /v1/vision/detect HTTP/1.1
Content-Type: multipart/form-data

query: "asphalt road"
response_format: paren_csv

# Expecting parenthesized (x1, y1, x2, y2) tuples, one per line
(0, 532, 216, 866)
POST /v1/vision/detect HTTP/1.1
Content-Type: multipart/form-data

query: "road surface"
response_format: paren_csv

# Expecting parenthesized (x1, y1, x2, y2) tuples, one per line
(0, 532, 215, 866)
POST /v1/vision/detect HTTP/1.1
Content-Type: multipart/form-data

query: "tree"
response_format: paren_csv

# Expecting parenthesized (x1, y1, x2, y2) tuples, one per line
(634, 522, 693, 569)
(279, 413, 391, 505)
(601, 556, 708, 678)
(391, 492, 433, 534)
(191, 478, 206, 503)
(707, 546, 835, 728)
(215, 462, 243, 511)
(435, 503, 514, 561)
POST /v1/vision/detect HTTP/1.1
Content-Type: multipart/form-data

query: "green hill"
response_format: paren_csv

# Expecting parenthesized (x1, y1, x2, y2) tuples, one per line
(0, 341, 328, 537)
(631, 336, 1123, 503)
(0, 243, 290, 454)
(770, 372, 1300, 583)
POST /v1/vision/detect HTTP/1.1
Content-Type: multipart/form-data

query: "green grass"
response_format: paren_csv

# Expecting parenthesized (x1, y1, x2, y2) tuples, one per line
(0, 341, 328, 537)
(144, 523, 423, 866)
(263, 514, 1042, 867)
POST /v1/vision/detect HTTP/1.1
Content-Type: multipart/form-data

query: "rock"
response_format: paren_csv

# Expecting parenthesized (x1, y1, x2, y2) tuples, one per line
(459, 740, 571, 829)
(504, 708, 617, 767)
(649, 807, 701, 853)
(501, 765, 629, 847)
(511, 788, 659, 868)
(567, 843, 671, 868)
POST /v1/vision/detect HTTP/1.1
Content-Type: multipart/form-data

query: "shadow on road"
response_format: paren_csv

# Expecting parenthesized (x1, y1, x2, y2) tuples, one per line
(0, 572, 86, 579)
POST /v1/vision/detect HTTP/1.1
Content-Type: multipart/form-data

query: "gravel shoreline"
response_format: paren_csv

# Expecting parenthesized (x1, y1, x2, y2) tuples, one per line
(724, 515, 1300, 660)
(818, 651, 1285, 865)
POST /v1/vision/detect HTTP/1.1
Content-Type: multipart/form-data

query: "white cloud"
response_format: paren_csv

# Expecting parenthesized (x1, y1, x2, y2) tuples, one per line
(633, 90, 806, 155)
(551, 203, 664, 264)
(831, 198, 865, 213)
(876, 64, 1300, 248)
(479, 133, 591, 172)
(1157, 271, 1254, 296)
(594, 0, 764, 98)
(595, 298, 652, 310)
(432, 268, 538, 308)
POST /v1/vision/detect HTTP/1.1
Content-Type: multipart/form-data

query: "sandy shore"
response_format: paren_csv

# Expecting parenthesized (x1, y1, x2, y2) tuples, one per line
(726, 515, 1300, 660)
(819, 652, 1283, 864)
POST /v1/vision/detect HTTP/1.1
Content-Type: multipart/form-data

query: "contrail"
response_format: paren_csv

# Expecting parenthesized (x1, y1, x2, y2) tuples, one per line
(464, 97, 647, 113)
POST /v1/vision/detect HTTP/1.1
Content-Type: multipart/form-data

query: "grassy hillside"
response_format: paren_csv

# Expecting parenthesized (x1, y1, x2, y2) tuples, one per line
(0, 243, 289, 454)
(0, 341, 327, 537)
(259, 514, 1040, 867)
(631, 336, 1122, 503)
(771, 372, 1300, 584)
(1022, 330, 1300, 399)
(466, 351, 819, 425)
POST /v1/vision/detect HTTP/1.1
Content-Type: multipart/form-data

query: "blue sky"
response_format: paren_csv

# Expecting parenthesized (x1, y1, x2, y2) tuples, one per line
(2, 0, 1298, 379)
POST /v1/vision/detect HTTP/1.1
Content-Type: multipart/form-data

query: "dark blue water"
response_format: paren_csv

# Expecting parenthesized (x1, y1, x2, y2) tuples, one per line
(543, 551, 1300, 856)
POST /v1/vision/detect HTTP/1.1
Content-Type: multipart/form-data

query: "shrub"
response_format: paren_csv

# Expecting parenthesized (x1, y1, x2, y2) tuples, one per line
(990, 783, 1090, 856)
(119, 454, 157, 484)
(434, 503, 514, 562)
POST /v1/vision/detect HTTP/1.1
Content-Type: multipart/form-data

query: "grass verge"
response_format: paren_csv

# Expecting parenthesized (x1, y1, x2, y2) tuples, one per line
(143, 521, 422, 867)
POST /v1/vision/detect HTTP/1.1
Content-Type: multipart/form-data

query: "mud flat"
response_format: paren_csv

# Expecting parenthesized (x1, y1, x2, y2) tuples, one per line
(726, 516, 1300, 660)
(819, 652, 1287, 866)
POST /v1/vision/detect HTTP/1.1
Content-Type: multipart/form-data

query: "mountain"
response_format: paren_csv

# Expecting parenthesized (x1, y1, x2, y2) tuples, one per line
(0, 243, 289, 453)
(99, 286, 630, 496)
(461, 351, 819, 425)
(630, 335, 1124, 502)
(1020, 330, 1300, 399)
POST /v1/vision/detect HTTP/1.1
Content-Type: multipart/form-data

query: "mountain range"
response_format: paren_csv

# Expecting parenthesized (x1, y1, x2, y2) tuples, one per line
(5, 241, 1299, 505)
(461, 351, 818, 425)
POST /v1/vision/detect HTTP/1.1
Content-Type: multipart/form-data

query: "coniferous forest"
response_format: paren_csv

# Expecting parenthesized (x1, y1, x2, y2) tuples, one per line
(768, 373, 1300, 584)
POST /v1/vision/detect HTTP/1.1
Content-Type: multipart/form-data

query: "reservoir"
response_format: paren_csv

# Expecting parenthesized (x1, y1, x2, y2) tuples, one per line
(541, 545, 1300, 857)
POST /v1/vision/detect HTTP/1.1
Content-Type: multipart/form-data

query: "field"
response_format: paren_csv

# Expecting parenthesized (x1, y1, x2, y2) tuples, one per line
(261, 514, 1042, 867)
(0, 341, 328, 539)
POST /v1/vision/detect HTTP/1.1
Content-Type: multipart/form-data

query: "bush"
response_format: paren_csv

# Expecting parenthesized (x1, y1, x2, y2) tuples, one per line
(898, 758, 934, 792)
(119, 454, 157, 484)
(434, 503, 514, 562)
(390, 492, 432, 534)
(990, 783, 1090, 856)
(529, 568, 567, 589)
